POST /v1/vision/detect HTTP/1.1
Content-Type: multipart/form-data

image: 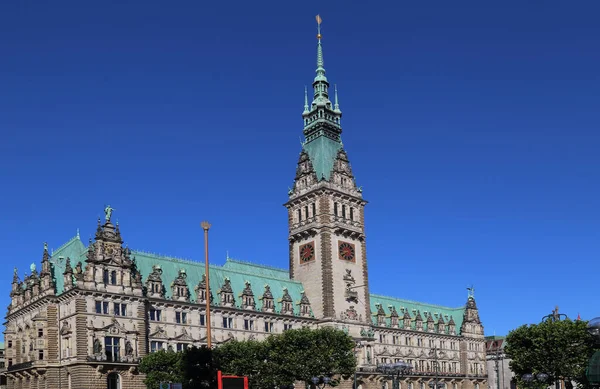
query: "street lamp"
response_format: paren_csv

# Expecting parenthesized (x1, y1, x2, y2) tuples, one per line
(377, 362, 413, 389)
(428, 382, 445, 389)
(522, 373, 549, 386)
(586, 317, 600, 388)
(311, 376, 332, 389)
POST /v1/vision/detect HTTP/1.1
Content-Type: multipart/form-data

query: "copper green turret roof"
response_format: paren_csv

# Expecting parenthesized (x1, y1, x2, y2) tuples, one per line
(301, 16, 344, 182)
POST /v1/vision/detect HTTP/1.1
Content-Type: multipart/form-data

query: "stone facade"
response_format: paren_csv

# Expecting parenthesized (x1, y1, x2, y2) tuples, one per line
(485, 337, 514, 389)
(4, 23, 488, 389)
(0, 342, 6, 389)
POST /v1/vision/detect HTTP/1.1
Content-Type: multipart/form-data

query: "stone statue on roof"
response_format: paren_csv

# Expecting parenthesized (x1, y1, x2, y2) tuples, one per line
(467, 286, 475, 299)
(104, 205, 114, 222)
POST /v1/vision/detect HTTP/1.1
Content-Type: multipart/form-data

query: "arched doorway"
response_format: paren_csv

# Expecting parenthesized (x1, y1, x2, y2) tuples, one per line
(107, 373, 120, 389)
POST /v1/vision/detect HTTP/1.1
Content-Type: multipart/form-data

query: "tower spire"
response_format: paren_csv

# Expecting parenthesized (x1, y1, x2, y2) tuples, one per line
(303, 86, 309, 113)
(312, 15, 330, 106)
(334, 84, 340, 112)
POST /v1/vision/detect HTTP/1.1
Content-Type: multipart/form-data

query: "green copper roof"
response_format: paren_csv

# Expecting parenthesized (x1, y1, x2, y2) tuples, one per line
(49, 246, 308, 315)
(303, 136, 342, 181)
(50, 235, 87, 295)
(369, 294, 465, 334)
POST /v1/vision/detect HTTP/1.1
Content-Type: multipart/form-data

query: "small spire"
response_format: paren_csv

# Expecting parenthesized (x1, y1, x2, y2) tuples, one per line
(303, 86, 309, 113)
(76, 228, 80, 239)
(334, 84, 340, 111)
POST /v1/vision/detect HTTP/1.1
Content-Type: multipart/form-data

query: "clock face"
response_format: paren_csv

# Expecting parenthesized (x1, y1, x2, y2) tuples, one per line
(338, 241, 356, 262)
(299, 242, 315, 263)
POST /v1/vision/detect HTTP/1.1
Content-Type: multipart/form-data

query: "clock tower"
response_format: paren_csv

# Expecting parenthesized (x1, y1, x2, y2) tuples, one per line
(285, 17, 370, 323)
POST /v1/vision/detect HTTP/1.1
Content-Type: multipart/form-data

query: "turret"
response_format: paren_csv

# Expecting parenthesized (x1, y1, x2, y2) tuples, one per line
(39, 242, 56, 294)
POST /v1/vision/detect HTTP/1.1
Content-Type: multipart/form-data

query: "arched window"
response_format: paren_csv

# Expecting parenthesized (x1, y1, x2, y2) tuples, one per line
(107, 373, 120, 389)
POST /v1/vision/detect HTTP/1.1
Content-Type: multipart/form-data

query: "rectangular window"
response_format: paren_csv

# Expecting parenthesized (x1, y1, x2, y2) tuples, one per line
(105, 337, 120, 362)
(244, 319, 254, 331)
(297, 209, 302, 222)
(222, 317, 233, 329)
(114, 303, 127, 316)
(8, 359, 12, 367)
(103, 301, 109, 314)
(103, 269, 109, 284)
(312, 203, 316, 218)
(38, 328, 43, 338)
(429, 339, 434, 347)
(417, 338, 423, 347)
(199, 314, 205, 326)
(150, 341, 164, 353)
(149, 308, 162, 321)
(342, 204, 346, 218)
(176, 343, 188, 352)
(38, 350, 44, 360)
(405, 337, 410, 346)
(95, 301, 102, 314)
(110, 271, 117, 285)
(283, 323, 292, 331)
(350, 207, 354, 221)
(7, 340, 12, 348)
(176, 312, 188, 324)
(264, 322, 273, 332)
(334, 203, 338, 216)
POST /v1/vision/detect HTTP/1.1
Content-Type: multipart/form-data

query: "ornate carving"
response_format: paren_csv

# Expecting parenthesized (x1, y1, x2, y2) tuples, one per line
(260, 285, 274, 312)
(125, 341, 133, 356)
(344, 269, 358, 303)
(93, 339, 102, 354)
(280, 288, 294, 315)
(219, 278, 235, 306)
(240, 281, 255, 309)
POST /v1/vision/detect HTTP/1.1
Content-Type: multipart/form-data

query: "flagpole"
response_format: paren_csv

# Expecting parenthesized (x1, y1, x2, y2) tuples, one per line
(201, 221, 212, 348)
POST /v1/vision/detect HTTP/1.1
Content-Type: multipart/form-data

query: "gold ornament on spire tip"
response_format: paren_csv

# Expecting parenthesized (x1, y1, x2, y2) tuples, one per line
(316, 14, 322, 39)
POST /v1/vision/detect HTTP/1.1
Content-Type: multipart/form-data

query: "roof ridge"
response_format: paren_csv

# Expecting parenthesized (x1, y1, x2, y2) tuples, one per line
(370, 293, 464, 311)
(52, 235, 81, 257)
(225, 258, 289, 273)
(133, 251, 303, 285)
(132, 250, 199, 265)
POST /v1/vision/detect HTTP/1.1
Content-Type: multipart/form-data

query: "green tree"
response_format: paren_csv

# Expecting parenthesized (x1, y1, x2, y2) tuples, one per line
(214, 339, 275, 389)
(139, 349, 184, 389)
(215, 327, 356, 389)
(505, 319, 594, 389)
(182, 346, 218, 389)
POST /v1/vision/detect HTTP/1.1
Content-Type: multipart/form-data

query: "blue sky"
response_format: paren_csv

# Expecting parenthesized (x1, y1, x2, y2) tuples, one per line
(1, 1, 599, 336)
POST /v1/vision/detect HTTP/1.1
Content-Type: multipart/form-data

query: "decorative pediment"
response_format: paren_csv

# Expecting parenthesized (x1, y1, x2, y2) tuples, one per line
(32, 313, 48, 322)
(173, 328, 194, 342)
(149, 326, 169, 339)
(90, 318, 137, 336)
(377, 347, 391, 357)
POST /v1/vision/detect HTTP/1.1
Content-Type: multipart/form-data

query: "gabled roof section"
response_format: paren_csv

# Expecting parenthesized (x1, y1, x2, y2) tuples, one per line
(370, 294, 465, 334)
(49, 235, 87, 294)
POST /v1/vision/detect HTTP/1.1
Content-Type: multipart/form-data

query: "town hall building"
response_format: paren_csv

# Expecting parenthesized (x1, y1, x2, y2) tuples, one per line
(4, 20, 487, 389)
